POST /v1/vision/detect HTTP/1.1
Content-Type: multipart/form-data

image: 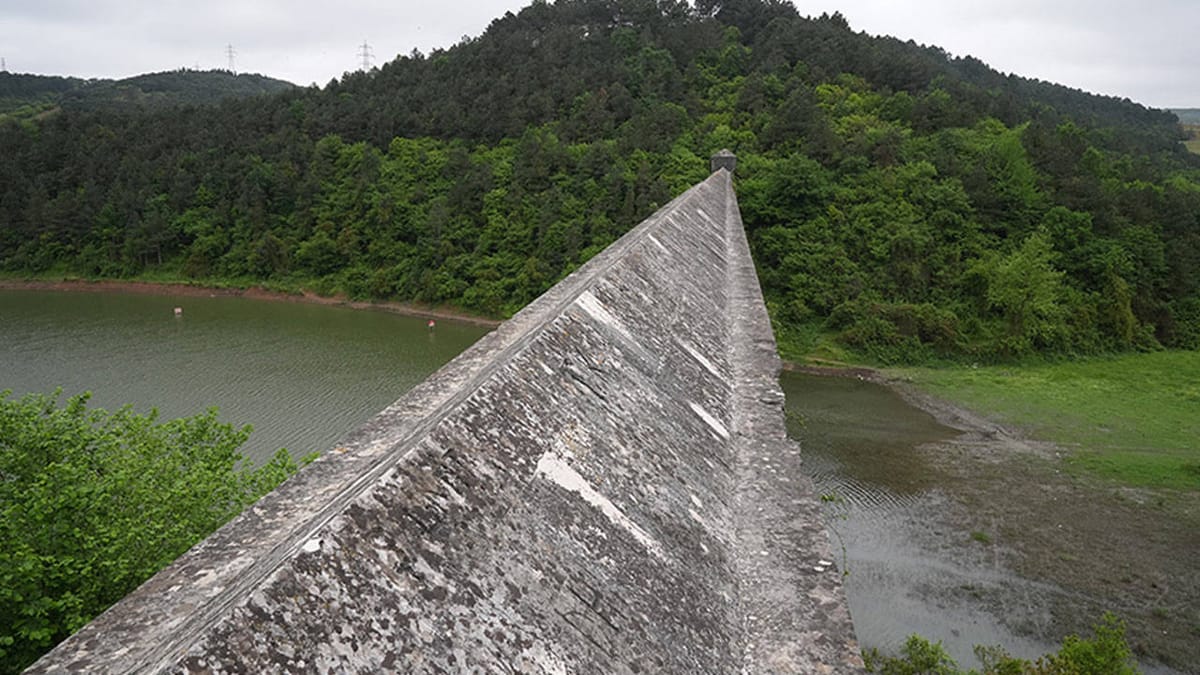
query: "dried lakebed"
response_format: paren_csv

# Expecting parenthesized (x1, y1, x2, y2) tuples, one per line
(782, 370, 1198, 674)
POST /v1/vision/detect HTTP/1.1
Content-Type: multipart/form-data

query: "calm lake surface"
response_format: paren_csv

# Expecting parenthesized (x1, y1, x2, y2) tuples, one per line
(0, 290, 490, 465)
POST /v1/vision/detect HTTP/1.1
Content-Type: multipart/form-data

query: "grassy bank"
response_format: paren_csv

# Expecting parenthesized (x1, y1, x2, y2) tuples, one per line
(896, 351, 1200, 490)
(1183, 123, 1200, 154)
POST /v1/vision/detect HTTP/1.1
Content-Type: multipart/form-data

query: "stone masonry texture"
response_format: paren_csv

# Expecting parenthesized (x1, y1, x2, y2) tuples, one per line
(28, 168, 863, 674)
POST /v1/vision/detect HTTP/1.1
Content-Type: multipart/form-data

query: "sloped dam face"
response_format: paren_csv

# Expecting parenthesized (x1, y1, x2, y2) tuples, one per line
(782, 372, 1194, 675)
(28, 170, 863, 674)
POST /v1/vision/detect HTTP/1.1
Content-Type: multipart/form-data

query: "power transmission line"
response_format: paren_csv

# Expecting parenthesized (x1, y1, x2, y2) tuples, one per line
(226, 44, 237, 74)
(357, 40, 374, 71)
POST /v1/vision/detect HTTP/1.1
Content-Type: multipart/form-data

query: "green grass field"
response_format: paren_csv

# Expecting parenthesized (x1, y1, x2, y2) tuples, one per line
(1183, 124, 1200, 155)
(898, 351, 1200, 490)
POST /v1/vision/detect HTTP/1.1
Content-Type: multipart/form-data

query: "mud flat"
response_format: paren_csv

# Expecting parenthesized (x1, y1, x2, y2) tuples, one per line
(783, 367, 1198, 673)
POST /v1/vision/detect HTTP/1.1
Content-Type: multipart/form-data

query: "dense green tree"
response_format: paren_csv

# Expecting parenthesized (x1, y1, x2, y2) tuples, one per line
(0, 391, 304, 673)
(976, 232, 1068, 354)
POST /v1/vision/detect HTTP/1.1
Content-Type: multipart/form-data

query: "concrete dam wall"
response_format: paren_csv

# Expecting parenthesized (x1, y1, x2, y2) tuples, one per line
(30, 165, 862, 673)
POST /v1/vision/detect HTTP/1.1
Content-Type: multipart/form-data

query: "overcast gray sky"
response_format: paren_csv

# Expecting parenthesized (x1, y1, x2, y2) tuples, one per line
(1, 1, 1195, 108)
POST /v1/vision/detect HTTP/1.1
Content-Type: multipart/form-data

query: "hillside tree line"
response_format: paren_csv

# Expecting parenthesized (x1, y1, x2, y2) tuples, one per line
(2, 0, 1198, 362)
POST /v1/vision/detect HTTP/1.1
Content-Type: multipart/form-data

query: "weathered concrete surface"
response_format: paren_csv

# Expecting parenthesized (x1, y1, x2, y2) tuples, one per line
(28, 169, 862, 673)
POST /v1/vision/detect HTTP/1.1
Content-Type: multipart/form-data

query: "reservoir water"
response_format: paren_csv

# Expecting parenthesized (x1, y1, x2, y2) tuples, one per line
(0, 289, 489, 465)
(2, 289, 1190, 672)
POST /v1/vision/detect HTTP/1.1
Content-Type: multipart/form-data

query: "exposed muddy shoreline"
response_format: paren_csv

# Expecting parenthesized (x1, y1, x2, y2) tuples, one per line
(786, 363, 1059, 456)
(0, 279, 503, 328)
(785, 364, 1199, 673)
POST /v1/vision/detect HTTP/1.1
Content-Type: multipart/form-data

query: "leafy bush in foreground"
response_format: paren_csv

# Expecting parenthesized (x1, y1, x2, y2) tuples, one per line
(0, 390, 303, 673)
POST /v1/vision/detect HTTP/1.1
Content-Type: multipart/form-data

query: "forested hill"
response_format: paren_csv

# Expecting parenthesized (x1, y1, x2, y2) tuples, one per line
(0, 70, 294, 116)
(2, 0, 1199, 363)
(0, 73, 83, 114)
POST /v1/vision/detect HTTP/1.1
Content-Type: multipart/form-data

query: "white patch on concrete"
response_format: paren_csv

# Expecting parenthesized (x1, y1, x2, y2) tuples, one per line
(536, 452, 666, 560)
(574, 290, 637, 346)
(688, 401, 730, 439)
(412, 554, 448, 588)
(441, 481, 466, 506)
(677, 338, 721, 378)
(647, 234, 669, 254)
(302, 538, 321, 553)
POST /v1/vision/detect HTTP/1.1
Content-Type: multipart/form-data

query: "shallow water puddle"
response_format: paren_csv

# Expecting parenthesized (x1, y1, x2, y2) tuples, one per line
(782, 372, 1187, 674)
